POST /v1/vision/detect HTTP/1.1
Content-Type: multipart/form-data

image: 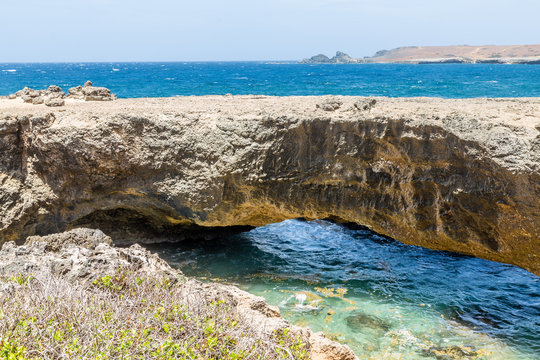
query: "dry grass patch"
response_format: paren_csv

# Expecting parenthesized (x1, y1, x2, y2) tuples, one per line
(0, 271, 309, 360)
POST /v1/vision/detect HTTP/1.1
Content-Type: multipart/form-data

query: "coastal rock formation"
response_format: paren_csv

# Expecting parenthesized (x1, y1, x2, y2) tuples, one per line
(0, 96, 538, 274)
(0, 229, 358, 360)
(365, 44, 540, 64)
(8, 83, 117, 106)
(0, 230, 175, 283)
(10, 85, 66, 107)
(300, 51, 360, 64)
(300, 44, 540, 64)
(68, 81, 117, 101)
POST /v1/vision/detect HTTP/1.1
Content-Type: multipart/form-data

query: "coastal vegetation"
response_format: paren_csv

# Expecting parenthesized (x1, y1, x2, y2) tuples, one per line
(0, 271, 308, 359)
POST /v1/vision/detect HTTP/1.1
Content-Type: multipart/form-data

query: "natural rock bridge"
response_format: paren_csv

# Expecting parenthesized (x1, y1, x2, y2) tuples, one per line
(1, 96, 539, 274)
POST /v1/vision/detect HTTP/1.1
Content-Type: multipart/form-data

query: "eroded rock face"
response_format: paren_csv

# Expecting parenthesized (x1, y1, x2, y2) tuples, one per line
(0, 96, 538, 274)
(0, 232, 176, 283)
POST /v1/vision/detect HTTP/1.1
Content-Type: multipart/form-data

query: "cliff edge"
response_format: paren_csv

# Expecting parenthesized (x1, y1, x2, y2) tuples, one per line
(0, 96, 539, 274)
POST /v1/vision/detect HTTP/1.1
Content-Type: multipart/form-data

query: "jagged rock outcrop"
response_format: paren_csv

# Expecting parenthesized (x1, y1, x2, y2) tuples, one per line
(11, 85, 66, 107)
(67, 81, 117, 101)
(0, 229, 358, 360)
(300, 51, 361, 64)
(0, 96, 538, 274)
(8, 83, 117, 106)
(0, 229, 175, 282)
(8, 85, 66, 107)
(300, 45, 540, 64)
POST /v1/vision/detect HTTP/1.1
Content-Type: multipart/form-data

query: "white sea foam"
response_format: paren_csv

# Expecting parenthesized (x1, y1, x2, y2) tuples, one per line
(2, 69, 16, 72)
(294, 293, 307, 304)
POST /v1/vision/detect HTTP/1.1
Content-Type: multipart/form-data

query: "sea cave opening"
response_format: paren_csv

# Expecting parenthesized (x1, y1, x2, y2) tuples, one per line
(68, 209, 540, 359)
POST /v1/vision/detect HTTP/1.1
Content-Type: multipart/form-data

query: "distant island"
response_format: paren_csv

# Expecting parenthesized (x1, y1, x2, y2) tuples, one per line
(300, 45, 540, 64)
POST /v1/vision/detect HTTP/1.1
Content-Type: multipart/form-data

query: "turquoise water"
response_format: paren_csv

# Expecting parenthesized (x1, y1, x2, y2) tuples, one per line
(2, 62, 540, 98)
(147, 220, 540, 360)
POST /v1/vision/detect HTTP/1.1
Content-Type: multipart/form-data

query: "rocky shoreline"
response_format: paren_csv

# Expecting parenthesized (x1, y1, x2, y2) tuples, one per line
(300, 45, 540, 64)
(0, 228, 356, 359)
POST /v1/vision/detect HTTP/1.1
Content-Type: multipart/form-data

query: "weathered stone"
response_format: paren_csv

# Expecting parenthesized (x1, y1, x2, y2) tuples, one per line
(44, 96, 65, 107)
(15, 87, 29, 97)
(25, 228, 112, 252)
(68, 82, 116, 101)
(10, 86, 65, 106)
(18, 88, 42, 103)
(8, 94, 16, 100)
(32, 96, 44, 104)
(0, 96, 538, 275)
(21, 95, 33, 103)
(353, 98, 376, 111)
(68, 85, 84, 99)
(47, 85, 63, 93)
(316, 97, 343, 111)
(82, 86, 117, 101)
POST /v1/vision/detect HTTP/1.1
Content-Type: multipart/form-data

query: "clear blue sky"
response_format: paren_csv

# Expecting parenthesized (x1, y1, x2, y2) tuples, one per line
(1, 0, 539, 62)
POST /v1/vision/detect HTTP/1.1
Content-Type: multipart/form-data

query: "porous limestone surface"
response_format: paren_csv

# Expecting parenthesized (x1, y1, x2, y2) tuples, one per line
(0, 96, 539, 274)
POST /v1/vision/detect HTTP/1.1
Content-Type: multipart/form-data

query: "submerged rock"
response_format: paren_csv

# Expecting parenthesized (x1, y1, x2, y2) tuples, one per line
(422, 345, 479, 360)
(346, 312, 391, 333)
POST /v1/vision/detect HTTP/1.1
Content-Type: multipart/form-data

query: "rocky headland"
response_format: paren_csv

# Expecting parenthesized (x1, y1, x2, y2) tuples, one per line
(300, 45, 540, 64)
(299, 51, 361, 64)
(0, 95, 538, 275)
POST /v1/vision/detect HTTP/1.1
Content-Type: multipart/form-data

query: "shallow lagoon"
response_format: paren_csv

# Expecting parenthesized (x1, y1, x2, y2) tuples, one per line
(147, 219, 540, 359)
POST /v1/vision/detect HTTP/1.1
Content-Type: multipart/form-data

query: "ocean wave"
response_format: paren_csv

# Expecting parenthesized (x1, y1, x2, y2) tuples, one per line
(2, 69, 16, 72)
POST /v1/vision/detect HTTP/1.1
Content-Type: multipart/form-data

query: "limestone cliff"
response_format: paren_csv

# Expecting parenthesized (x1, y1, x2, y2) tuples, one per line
(0, 96, 539, 274)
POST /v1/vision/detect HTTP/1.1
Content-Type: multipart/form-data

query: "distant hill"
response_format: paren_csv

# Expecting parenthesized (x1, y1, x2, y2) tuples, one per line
(300, 45, 540, 64)
(299, 51, 361, 64)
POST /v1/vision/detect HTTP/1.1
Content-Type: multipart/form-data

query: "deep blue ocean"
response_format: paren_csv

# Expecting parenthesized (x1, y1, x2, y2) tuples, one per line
(1, 62, 540, 98)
